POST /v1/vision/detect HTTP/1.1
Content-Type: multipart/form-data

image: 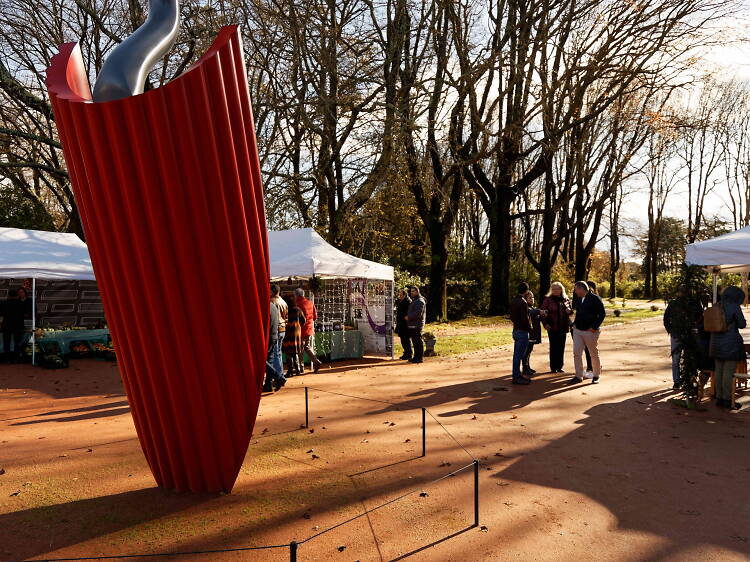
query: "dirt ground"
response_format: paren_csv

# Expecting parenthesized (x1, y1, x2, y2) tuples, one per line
(1, 318, 749, 562)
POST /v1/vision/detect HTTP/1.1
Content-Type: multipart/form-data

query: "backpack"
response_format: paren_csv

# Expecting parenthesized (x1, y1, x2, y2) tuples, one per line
(704, 304, 728, 333)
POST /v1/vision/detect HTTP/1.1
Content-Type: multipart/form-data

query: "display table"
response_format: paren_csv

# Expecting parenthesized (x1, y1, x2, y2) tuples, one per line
(37, 329, 110, 355)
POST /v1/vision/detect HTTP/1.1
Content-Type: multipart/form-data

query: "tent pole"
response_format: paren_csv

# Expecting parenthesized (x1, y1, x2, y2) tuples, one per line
(712, 272, 718, 304)
(32, 277, 36, 366)
(390, 280, 394, 360)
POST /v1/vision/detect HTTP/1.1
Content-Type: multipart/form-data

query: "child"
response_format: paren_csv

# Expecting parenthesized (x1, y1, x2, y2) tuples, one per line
(523, 291, 545, 377)
(282, 297, 306, 377)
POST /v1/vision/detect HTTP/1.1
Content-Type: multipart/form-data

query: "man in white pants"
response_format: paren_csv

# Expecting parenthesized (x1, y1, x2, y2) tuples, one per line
(569, 281, 606, 384)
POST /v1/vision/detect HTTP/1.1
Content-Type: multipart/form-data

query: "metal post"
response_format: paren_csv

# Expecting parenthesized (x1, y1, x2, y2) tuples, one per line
(290, 540, 298, 562)
(31, 277, 36, 366)
(473, 460, 479, 527)
(421, 407, 426, 457)
(712, 272, 718, 303)
(304, 387, 309, 429)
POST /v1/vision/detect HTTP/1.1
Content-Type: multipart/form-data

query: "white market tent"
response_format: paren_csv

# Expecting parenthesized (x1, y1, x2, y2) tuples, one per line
(0, 227, 94, 280)
(268, 228, 394, 281)
(0, 227, 95, 364)
(685, 225, 750, 302)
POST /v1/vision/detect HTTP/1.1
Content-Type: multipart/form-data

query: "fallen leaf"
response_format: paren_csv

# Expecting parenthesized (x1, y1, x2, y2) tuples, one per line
(419, 492, 429, 497)
(86, 449, 93, 453)
(306, 449, 314, 454)
(311, 454, 320, 459)
(471, 415, 478, 420)
(337, 545, 346, 552)
(404, 439, 411, 443)
(309, 429, 315, 434)
(303, 512, 311, 519)
(480, 525, 489, 532)
(9, 491, 20, 496)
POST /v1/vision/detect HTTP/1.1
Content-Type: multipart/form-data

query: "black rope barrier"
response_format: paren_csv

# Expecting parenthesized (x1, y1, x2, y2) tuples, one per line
(27, 384, 482, 562)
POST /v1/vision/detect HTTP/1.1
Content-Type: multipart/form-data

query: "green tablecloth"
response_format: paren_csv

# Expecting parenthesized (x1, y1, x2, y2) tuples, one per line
(37, 329, 110, 354)
(313, 330, 364, 360)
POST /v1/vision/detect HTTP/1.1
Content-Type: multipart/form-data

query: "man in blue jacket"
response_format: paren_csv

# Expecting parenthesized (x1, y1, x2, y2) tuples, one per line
(570, 281, 606, 384)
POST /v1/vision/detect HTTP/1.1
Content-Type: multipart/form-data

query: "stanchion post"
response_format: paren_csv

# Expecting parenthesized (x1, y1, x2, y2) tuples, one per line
(290, 540, 298, 561)
(473, 459, 479, 527)
(421, 407, 426, 457)
(304, 387, 309, 429)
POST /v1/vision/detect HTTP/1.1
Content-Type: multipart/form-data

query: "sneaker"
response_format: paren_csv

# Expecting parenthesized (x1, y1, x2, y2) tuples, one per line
(672, 383, 680, 391)
(409, 358, 424, 364)
(512, 378, 531, 385)
(591, 376, 600, 384)
(399, 355, 412, 361)
(273, 377, 287, 392)
(313, 363, 322, 374)
(583, 370, 594, 380)
(262, 382, 274, 393)
(567, 376, 583, 385)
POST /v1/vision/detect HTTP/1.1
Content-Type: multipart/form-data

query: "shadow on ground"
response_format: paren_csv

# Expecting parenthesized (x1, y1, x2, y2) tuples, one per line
(496, 390, 750, 559)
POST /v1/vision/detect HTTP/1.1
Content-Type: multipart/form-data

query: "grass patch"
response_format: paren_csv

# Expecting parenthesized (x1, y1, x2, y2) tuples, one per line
(602, 308, 663, 325)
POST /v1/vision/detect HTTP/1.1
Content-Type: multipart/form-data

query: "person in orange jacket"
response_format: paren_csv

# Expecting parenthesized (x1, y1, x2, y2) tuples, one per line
(294, 288, 323, 373)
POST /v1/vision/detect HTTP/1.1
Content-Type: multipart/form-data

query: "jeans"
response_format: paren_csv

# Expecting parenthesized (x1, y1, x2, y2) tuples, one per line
(409, 328, 424, 361)
(512, 330, 530, 380)
(670, 335, 681, 385)
(547, 330, 567, 371)
(265, 337, 285, 385)
(714, 359, 737, 400)
(523, 342, 535, 372)
(399, 331, 413, 359)
(573, 328, 601, 380)
(299, 335, 322, 370)
(2, 330, 24, 362)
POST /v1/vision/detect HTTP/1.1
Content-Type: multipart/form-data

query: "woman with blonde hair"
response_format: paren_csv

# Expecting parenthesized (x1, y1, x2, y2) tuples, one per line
(541, 282, 574, 373)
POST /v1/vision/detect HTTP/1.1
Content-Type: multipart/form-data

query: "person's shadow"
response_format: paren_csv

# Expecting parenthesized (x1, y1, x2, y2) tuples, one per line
(494, 390, 750, 559)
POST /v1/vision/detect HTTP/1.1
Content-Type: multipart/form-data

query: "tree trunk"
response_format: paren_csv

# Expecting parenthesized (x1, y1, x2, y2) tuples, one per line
(488, 196, 512, 315)
(426, 224, 448, 322)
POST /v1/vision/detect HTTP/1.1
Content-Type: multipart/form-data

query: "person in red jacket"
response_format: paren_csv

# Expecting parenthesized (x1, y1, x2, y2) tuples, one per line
(294, 288, 322, 373)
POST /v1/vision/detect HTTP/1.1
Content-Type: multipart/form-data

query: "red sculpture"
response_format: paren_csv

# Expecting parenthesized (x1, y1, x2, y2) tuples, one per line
(46, 26, 269, 493)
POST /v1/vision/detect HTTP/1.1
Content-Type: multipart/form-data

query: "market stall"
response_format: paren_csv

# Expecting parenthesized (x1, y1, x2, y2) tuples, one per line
(685, 225, 750, 303)
(269, 228, 394, 359)
(0, 227, 102, 364)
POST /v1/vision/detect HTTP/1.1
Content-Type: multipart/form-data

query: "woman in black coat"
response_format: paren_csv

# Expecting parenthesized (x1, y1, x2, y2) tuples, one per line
(395, 289, 412, 360)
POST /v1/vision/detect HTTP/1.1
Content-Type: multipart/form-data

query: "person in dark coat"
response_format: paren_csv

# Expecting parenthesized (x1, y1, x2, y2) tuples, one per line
(283, 298, 306, 378)
(2, 289, 26, 363)
(569, 281, 606, 384)
(523, 291, 545, 376)
(406, 287, 426, 364)
(710, 286, 747, 409)
(395, 289, 412, 360)
(663, 285, 704, 390)
(541, 282, 574, 373)
(509, 282, 532, 385)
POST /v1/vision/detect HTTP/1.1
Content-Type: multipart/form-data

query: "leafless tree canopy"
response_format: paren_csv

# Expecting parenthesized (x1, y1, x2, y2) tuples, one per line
(0, 0, 742, 316)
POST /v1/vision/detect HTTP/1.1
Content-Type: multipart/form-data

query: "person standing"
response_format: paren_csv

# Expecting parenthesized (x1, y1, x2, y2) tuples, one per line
(406, 287, 426, 364)
(663, 285, 703, 390)
(541, 282, 573, 373)
(283, 297, 306, 377)
(510, 282, 532, 385)
(294, 288, 322, 374)
(264, 285, 287, 392)
(523, 291, 545, 376)
(395, 289, 412, 360)
(569, 281, 606, 384)
(581, 280, 599, 377)
(710, 286, 747, 409)
(1, 289, 25, 363)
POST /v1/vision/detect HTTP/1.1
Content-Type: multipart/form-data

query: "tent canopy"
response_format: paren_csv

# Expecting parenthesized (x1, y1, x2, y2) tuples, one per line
(0, 227, 95, 280)
(269, 228, 393, 281)
(685, 226, 750, 273)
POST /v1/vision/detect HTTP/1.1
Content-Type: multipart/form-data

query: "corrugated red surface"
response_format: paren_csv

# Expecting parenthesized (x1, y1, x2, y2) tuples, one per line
(46, 26, 269, 493)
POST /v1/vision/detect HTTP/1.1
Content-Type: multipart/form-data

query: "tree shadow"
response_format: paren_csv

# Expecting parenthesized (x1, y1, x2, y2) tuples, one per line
(0, 359, 125, 399)
(494, 390, 750, 558)
(1, 488, 213, 561)
(368, 371, 597, 418)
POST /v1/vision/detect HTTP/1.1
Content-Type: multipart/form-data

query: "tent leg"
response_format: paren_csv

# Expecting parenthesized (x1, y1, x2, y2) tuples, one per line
(32, 278, 36, 366)
(712, 273, 718, 304)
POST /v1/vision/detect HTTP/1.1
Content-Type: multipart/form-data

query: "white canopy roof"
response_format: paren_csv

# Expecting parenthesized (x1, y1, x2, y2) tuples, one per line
(685, 225, 750, 273)
(269, 228, 393, 281)
(0, 227, 95, 280)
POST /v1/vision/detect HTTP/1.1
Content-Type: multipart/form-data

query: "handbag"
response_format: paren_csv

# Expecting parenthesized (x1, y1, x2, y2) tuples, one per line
(704, 304, 728, 333)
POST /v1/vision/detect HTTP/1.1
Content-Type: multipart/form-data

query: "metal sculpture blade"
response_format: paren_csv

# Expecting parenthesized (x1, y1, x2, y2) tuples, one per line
(93, 0, 180, 102)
